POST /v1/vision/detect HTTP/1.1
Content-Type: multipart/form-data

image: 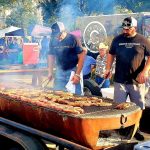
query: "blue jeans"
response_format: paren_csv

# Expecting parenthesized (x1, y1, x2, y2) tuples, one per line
(95, 76, 110, 88)
(54, 67, 82, 95)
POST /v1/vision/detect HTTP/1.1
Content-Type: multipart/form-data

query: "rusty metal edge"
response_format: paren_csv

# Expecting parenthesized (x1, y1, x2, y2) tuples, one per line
(0, 117, 91, 150)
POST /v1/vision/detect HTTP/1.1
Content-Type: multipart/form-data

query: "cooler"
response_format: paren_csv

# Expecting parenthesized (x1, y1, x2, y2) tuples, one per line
(23, 43, 39, 65)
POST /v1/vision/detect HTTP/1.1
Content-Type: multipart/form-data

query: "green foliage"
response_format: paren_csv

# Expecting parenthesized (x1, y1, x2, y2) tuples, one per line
(114, 5, 133, 13)
(6, 5, 39, 29)
(115, 0, 150, 12)
(38, 0, 150, 26)
(0, 0, 17, 7)
(38, 0, 61, 26)
(1, 0, 41, 35)
(1, 0, 150, 35)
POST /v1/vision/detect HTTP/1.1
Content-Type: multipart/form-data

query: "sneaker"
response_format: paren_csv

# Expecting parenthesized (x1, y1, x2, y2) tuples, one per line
(134, 129, 145, 141)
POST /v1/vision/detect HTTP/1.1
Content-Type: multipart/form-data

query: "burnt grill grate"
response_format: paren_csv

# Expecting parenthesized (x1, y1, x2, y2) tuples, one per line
(78, 104, 140, 118)
(0, 92, 141, 119)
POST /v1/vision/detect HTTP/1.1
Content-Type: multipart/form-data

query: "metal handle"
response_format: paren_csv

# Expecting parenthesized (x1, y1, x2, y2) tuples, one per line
(99, 79, 106, 88)
(120, 114, 127, 128)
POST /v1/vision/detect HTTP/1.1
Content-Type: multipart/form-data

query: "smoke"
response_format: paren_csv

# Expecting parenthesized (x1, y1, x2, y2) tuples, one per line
(87, 0, 115, 15)
(58, 0, 82, 31)
(55, 0, 116, 30)
(102, 0, 115, 14)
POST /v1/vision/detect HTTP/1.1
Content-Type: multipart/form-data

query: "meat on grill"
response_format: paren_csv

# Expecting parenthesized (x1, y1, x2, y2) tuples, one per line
(0, 87, 113, 115)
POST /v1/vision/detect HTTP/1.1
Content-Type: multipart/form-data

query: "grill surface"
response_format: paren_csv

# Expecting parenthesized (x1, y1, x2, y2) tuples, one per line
(79, 105, 140, 118)
(0, 92, 140, 118)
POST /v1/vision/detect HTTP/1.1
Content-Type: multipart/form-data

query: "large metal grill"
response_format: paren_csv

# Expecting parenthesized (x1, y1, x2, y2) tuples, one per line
(0, 86, 142, 150)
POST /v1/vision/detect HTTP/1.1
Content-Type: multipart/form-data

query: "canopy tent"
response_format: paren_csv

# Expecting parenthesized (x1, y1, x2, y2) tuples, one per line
(31, 25, 52, 36)
(0, 26, 24, 37)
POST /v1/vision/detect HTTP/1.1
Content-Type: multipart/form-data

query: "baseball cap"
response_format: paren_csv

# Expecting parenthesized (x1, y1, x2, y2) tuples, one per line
(51, 21, 65, 36)
(99, 43, 108, 49)
(122, 17, 137, 29)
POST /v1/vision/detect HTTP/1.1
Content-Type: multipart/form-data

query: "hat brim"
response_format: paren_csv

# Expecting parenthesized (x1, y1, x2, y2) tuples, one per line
(51, 31, 61, 37)
(122, 25, 136, 29)
(99, 45, 108, 49)
(122, 26, 130, 29)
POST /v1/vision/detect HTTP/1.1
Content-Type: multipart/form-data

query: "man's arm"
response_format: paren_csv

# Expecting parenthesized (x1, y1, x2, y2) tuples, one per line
(137, 56, 150, 83)
(76, 51, 86, 75)
(47, 55, 55, 80)
(72, 50, 86, 84)
(104, 53, 115, 78)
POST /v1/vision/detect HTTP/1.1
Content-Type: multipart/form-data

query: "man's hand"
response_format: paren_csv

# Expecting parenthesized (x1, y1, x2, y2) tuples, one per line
(71, 74, 80, 84)
(136, 70, 149, 84)
(48, 73, 53, 81)
(104, 69, 111, 79)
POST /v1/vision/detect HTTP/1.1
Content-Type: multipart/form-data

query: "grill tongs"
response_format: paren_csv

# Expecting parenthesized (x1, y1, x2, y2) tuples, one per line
(41, 78, 51, 90)
(99, 71, 111, 88)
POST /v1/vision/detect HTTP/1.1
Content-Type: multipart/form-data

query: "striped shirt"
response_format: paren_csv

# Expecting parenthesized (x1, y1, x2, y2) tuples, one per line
(95, 54, 107, 77)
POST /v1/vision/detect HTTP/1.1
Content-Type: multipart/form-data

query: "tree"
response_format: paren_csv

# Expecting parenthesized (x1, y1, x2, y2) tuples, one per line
(2, 0, 150, 33)
(38, 0, 82, 30)
(37, 0, 61, 26)
(78, 0, 115, 15)
(115, 0, 150, 12)
(1, 0, 42, 35)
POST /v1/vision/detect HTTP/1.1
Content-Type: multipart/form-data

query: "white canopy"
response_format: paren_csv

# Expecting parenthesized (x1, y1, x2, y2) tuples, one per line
(31, 25, 52, 36)
(0, 26, 22, 37)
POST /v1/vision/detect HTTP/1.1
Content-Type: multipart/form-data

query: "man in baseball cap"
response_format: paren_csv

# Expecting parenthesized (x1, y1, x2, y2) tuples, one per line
(122, 16, 137, 29)
(121, 16, 138, 37)
(51, 21, 65, 38)
(48, 21, 86, 95)
(104, 15, 150, 141)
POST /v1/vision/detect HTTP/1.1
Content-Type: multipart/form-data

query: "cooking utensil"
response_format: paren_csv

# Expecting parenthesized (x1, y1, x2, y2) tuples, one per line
(99, 79, 106, 88)
(99, 72, 110, 88)
(41, 78, 50, 90)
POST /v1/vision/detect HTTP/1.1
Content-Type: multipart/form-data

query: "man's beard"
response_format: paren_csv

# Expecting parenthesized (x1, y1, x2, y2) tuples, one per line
(123, 33, 130, 37)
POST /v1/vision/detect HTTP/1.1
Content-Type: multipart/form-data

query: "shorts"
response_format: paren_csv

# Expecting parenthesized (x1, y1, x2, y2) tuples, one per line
(114, 82, 146, 109)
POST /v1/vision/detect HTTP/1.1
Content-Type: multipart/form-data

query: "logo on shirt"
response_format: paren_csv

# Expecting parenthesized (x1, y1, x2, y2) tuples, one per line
(119, 42, 140, 48)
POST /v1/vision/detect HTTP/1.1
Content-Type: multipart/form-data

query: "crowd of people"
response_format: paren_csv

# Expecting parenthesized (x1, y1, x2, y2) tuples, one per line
(0, 37, 23, 64)
(47, 16, 150, 141)
(0, 35, 50, 66)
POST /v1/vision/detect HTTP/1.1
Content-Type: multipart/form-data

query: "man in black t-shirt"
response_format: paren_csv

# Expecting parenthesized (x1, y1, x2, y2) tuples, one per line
(104, 16, 150, 141)
(48, 22, 85, 95)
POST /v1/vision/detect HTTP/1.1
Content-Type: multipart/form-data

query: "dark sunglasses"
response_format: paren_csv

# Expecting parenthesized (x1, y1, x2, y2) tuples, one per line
(122, 22, 131, 27)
